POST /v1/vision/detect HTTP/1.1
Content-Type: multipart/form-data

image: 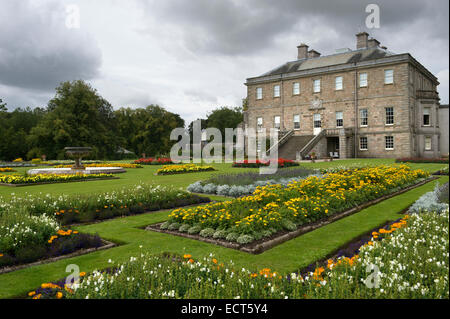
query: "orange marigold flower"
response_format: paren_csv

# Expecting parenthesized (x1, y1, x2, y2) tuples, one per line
(188, 259, 194, 263)
(212, 258, 218, 264)
(56, 292, 63, 299)
(28, 291, 36, 297)
(183, 254, 192, 259)
(79, 272, 86, 277)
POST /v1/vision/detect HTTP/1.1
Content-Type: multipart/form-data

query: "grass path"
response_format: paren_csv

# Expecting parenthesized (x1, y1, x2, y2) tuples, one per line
(0, 175, 446, 298)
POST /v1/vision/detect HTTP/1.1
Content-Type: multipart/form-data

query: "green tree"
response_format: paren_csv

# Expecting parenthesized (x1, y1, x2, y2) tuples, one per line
(205, 106, 243, 142)
(115, 105, 184, 157)
(29, 80, 119, 159)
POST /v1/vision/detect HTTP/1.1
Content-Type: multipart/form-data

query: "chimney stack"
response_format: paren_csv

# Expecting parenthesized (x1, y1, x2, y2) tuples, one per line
(308, 49, 321, 58)
(297, 43, 309, 60)
(368, 37, 380, 48)
(356, 31, 369, 49)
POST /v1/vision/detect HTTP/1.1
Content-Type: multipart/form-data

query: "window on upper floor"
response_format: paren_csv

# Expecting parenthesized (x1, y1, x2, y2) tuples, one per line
(336, 111, 343, 128)
(293, 82, 300, 95)
(360, 109, 368, 126)
(359, 73, 368, 87)
(335, 76, 343, 90)
(423, 108, 431, 126)
(313, 79, 321, 93)
(273, 85, 280, 98)
(384, 69, 394, 84)
(293, 114, 300, 130)
(385, 107, 394, 125)
(256, 87, 263, 100)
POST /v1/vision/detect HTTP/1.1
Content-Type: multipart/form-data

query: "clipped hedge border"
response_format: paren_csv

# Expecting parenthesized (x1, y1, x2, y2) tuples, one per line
(146, 176, 438, 254)
(396, 157, 449, 164)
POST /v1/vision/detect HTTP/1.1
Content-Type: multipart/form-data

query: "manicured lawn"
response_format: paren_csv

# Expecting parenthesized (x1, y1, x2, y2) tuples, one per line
(1, 159, 446, 200)
(0, 170, 447, 298)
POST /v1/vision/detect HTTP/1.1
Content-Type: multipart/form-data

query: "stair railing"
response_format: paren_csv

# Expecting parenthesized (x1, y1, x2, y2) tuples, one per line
(265, 129, 294, 157)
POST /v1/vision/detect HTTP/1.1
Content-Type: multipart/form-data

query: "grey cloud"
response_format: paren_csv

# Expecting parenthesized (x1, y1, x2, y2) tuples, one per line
(0, 0, 102, 91)
(139, 0, 448, 56)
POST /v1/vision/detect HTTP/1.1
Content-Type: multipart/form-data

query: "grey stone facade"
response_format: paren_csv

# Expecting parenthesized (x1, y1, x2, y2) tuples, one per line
(439, 105, 449, 156)
(244, 32, 442, 159)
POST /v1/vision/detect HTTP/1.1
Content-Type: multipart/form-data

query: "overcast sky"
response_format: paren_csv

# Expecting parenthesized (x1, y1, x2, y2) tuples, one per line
(0, 0, 448, 125)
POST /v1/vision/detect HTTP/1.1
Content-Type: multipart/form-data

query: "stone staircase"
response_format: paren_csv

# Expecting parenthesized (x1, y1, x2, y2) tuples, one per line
(277, 135, 315, 160)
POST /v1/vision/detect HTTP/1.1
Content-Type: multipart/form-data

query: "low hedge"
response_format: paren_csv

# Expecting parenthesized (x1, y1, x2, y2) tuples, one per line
(396, 157, 449, 164)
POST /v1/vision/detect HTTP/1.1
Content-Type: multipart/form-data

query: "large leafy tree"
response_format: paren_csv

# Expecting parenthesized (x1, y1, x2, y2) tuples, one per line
(29, 80, 119, 159)
(205, 106, 243, 142)
(115, 105, 184, 157)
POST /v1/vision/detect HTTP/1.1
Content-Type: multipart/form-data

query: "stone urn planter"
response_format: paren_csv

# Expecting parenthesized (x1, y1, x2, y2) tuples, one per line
(64, 147, 92, 170)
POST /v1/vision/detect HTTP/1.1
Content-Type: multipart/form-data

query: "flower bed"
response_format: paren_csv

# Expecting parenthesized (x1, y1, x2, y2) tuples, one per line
(232, 158, 299, 168)
(0, 168, 15, 172)
(0, 173, 116, 186)
(187, 168, 319, 198)
(0, 227, 103, 270)
(0, 183, 210, 225)
(161, 165, 429, 245)
(396, 157, 449, 164)
(134, 158, 174, 165)
(54, 163, 143, 169)
(156, 164, 215, 175)
(27, 208, 449, 299)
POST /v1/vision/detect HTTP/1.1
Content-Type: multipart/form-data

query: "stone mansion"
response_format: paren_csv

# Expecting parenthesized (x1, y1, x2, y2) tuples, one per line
(243, 32, 443, 159)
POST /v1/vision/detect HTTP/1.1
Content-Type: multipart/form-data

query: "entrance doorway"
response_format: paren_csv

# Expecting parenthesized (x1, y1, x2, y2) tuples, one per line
(327, 137, 340, 158)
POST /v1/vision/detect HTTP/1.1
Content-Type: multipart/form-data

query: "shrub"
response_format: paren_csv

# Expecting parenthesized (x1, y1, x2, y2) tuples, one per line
(187, 182, 203, 193)
(199, 228, 215, 238)
(408, 183, 449, 214)
(212, 229, 228, 239)
(237, 234, 254, 244)
(225, 232, 239, 242)
(159, 221, 170, 230)
(281, 219, 297, 231)
(202, 183, 217, 194)
(178, 224, 191, 233)
(168, 222, 181, 231)
(216, 184, 231, 196)
(187, 225, 201, 235)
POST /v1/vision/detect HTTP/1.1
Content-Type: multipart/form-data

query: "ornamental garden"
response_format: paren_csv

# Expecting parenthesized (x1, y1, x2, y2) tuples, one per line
(0, 156, 448, 299)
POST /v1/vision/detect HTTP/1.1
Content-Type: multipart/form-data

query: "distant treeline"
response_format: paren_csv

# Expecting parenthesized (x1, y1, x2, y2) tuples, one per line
(0, 80, 243, 161)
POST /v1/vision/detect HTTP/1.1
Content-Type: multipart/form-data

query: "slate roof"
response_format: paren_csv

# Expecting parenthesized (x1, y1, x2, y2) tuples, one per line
(259, 47, 395, 77)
